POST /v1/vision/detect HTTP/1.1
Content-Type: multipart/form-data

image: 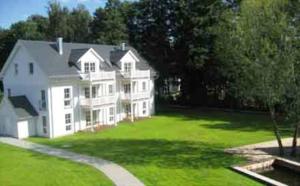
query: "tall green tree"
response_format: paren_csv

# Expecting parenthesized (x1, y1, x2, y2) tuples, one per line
(91, 0, 128, 44)
(47, 1, 70, 40)
(126, 0, 225, 104)
(215, 0, 297, 155)
(68, 4, 92, 42)
(0, 15, 48, 69)
(282, 0, 300, 156)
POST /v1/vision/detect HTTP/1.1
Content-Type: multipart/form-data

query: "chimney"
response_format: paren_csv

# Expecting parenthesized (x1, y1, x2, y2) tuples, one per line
(57, 37, 63, 55)
(121, 43, 126, 51)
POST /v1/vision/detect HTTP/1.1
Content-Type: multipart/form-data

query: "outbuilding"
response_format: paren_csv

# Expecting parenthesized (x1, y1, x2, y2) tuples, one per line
(0, 96, 38, 138)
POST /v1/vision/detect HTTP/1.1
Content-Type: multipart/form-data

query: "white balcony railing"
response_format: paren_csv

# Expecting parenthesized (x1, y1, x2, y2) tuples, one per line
(120, 70, 150, 79)
(80, 96, 116, 107)
(120, 92, 150, 101)
(80, 71, 115, 81)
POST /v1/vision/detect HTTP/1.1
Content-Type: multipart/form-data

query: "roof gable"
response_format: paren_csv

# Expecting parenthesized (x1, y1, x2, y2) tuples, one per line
(0, 42, 48, 80)
(77, 48, 105, 62)
(120, 50, 140, 63)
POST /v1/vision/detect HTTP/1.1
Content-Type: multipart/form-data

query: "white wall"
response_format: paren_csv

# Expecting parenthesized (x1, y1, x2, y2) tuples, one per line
(2, 45, 50, 137)
(49, 80, 80, 138)
(120, 51, 137, 71)
(79, 49, 104, 73)
(150, 78, 155, 115)
(17, 119, 36, 139)
(1, 44, 156, 138)
(0, 98, 18, 138)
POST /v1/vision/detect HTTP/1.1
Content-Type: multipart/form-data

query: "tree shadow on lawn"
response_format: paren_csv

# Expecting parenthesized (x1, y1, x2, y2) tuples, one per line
(52, 138, 243, 170)
(157, 108, 287, 133)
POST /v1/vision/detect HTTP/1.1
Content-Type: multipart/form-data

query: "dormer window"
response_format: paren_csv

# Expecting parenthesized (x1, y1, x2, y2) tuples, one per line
(84, 63, 89, 73)
(90, 63, 95, 72)
(124, 62, 132, 72)
(84, 62, 96, 73)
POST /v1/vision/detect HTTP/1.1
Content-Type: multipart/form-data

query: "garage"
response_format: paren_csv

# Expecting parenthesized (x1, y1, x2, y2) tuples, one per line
(0, 96, 38, 138)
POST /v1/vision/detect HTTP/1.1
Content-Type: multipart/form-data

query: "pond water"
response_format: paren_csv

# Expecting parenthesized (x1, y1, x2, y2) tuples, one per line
(260, 165, 300, 186)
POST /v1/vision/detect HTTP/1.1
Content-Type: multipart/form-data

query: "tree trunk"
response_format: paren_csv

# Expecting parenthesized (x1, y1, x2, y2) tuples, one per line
(269, 107, 284, 156)
(291, 123, 299, 157)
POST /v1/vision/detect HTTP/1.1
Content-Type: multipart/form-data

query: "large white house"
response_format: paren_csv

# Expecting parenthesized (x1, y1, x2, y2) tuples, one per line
(0, 38, 156, 138)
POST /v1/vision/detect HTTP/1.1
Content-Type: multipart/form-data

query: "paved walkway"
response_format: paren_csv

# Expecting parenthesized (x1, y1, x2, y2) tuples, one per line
(0, 137, 144, 186)
(225, 138, 300, 162)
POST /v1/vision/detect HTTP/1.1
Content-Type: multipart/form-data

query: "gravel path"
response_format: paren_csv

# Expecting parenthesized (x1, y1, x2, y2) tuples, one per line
(0, 137, 144, 186)
(225, 138, 300, 162)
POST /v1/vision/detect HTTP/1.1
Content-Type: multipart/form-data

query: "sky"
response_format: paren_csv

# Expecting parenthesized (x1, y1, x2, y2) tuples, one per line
(0, 0, 108, 29)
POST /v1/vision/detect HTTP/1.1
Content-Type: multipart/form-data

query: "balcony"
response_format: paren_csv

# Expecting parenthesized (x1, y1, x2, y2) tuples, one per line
(120, 70, 150, 79)
(80, 71, 115, 81)
(80, 96, 116, 108)
(121, 92, 150, 101)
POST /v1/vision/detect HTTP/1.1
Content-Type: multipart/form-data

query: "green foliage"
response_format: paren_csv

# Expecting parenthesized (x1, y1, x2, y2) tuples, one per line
(0, 143, 113, 186)
(31, 109, 278, 186)
(68, 4, 92, 42)
(91, 0, 128, 44)
(215, 0, 297, 109)
(47, 1, 70, 40)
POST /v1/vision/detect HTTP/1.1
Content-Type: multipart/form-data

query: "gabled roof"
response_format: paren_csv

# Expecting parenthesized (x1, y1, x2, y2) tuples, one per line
(110, 50, 129, 63)
(69, 48, 90, 63)
(3, 40, 156, 78)
(8, 96, 38, 120)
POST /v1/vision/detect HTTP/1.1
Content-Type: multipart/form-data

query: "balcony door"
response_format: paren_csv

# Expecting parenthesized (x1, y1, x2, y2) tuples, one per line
(124, 84, 131, 94)
(132, 81, 137, 93)
(99, 109, 105, 124)
(93, 110, 99, 125)
(125, 104, 131, 117)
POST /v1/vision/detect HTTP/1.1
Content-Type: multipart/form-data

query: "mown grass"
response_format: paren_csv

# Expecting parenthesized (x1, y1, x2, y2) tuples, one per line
(0, 143, 113, 186)
(31, 108, 286, 186)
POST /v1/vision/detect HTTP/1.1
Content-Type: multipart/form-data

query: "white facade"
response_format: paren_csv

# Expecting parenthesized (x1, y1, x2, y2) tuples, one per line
(0, 40, 156, 138)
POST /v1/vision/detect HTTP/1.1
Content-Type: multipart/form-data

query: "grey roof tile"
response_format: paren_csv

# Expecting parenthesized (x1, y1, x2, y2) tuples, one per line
(8, 96, 38, 119)
(19, 40, 156, 77)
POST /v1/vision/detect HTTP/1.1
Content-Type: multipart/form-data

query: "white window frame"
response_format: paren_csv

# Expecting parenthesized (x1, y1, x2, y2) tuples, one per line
(92, 86, 97, 98)
(143, 102, 147, 115)
(65, 113, 72, 131)
(42, 116, 47, 134)
(84, 62, 96, 73)
(142, 81, 147, 91)
(64, 88, 72, 108)
(7, 89, 11, 97)
(124, 62, 132, 72)
(84, 87, 90, 98)
(124, 84, 130, 94)
(14, 64, 18, 75)
(84, 63, 89, 73)
(90, 62, 96, 72)
(40, 90, 47, 110)
(86, 111, 91, 126)
(108, 84, 113, 95)
(109, 107, 114, 122)
(29, 63, 34, 75)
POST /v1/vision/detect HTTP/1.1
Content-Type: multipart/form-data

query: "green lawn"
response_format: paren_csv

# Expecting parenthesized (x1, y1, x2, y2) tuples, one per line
(30, 108, 284, 186)
(0, 143, 113, 186)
